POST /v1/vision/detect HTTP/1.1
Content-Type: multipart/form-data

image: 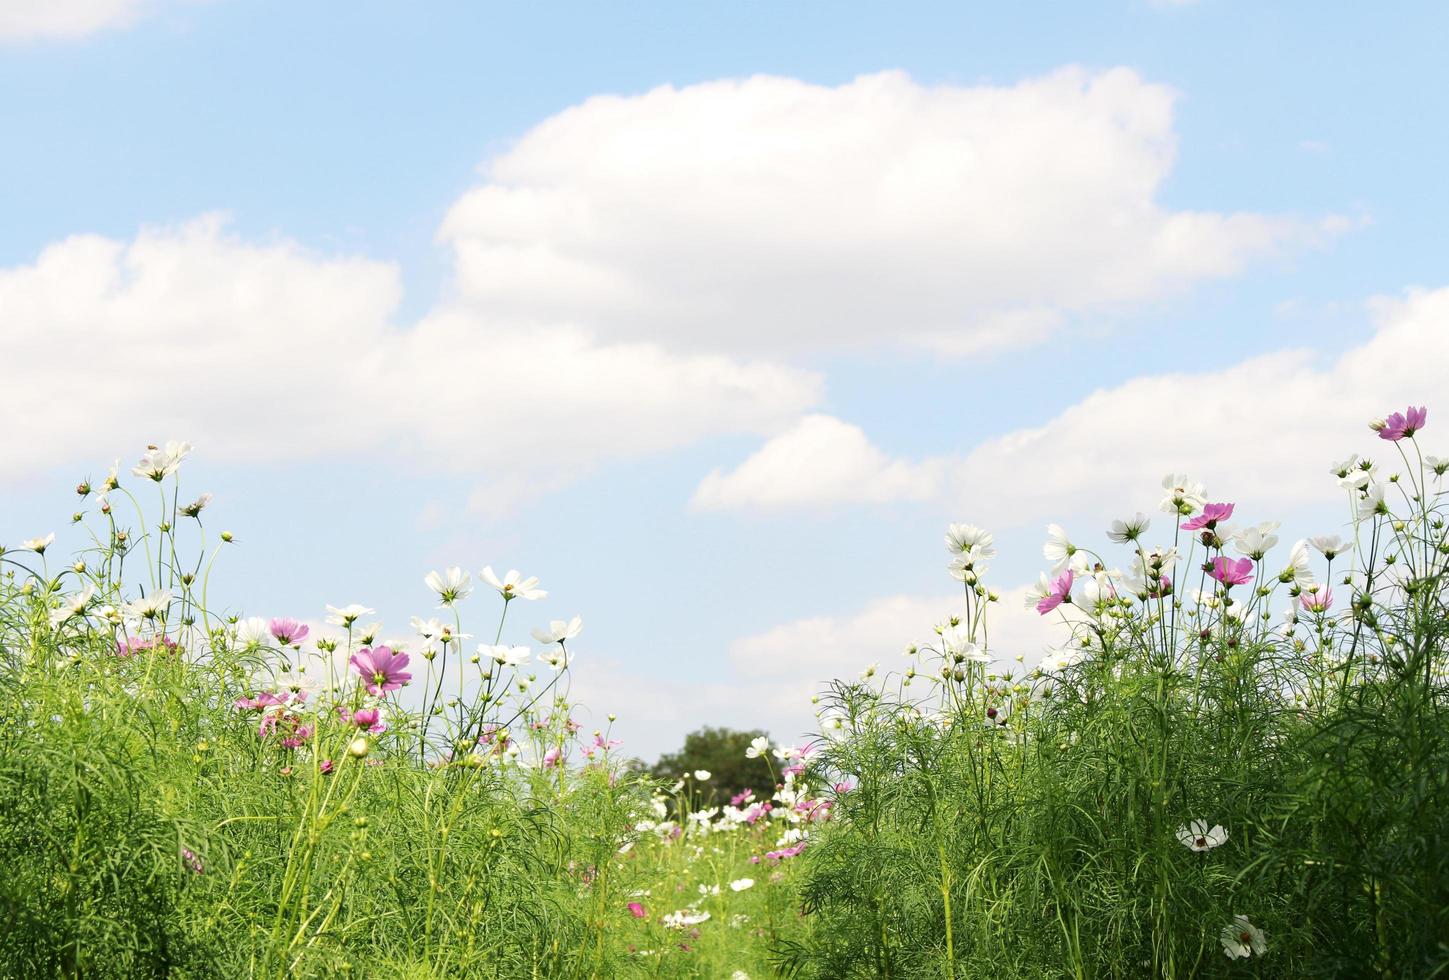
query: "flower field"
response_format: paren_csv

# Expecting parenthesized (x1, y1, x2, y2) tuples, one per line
(1, 409, 1446, 978)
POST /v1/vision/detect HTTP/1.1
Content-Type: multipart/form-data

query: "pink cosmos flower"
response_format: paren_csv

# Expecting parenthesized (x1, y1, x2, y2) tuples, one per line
(349, 646, 412, 696)
(1378, 405, 1427, 441)
(628, 902, 647, 918)
(542, 746, 563, 769)
(235, 691, 288, 711)
(269, 618, 310, 646)
(731, 789, 755, 806)
(1036, 569, 1074, 615)
(1209, 556, 1254, 587)
(319, 759, 334, 775)
(1180, 502, 1235, 531)
(116, 635, 179, 657)
(1299, 587, 1333, 613)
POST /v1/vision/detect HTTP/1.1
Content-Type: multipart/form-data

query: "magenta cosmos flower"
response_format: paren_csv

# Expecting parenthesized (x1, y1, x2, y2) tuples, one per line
(1180, 502, 1235, 532)
(1209, 556, 1254, 587)
(1036, 569, 1074, 615)
(269, 617, 310, 646)
(1378, 405, 1427, 441)
(349, 645, 412, 696)
(628, 902, 647, 918)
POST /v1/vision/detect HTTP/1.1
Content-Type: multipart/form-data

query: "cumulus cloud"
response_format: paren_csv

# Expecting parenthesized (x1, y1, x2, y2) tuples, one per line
(0, 0, 151, 41)
(0, 215, 820, 483)
(699, 287, 1449, 521)
(441, 67, 1326, 356)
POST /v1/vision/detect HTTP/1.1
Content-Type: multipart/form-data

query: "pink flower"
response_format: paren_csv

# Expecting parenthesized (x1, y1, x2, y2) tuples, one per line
(351, 707, 381, 729)
(116, 635, 179, 657)
(235, 691, 288, 711)
(319, 759, 334, 775)
(349, 646, 412, 696)
(1379, 405, 1427, 441)
(1180, 502, 1235, 531)
(628, 902, 647, 918)
(269, 617, 310, 646)
(542, 746, 563, 769)
(1299, 587, 1333, 613)
(1036, 569, 1074, 615)
(1209, 556, 1254, 587)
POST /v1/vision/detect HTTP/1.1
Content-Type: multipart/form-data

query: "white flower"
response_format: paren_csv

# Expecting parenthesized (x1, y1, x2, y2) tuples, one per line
(179, 493, 213, 518)
(729, 878, 754, 892)
(122, 590, 172, 620)
(1425, 455, 1448, 479)
(1039, 647, 1088, 673)
(1042, 524, 1076, 571)
(531, 616, 582, 644)
(483, 644, 531, 667)
(745, 736, 771, 759)
(944, 524, 995, 561)
(538, 646, 573, 672)
(1356, 482, 1389, 520)
(235, 616, 270, 647)
(1176, 819, 1228, 852)
(412, 617, 447, 641)
(1106, 513, 1151, 543)
(940, 624, 989, 662)
(947, 547, 991, 583)
(481, 566, 547, 601)
(131, 441, 193, 481)
(662, 909, 710, 929)
(1280, 540, 1316, 588)
(859, 662, 878, 680)
(1233, 522, 1280, 560)
(49, 584, 96, 627)
(356, 622, 383, 645)
(325, 603, 375, 627)
(1159, 473, 1207, 515)
(22, 533, 55, 554)
(424, 567, 473, 606)
(693, 769, 711, 781)
(1220, 915, 1267, 959)
(1309, 535, 1352, 561)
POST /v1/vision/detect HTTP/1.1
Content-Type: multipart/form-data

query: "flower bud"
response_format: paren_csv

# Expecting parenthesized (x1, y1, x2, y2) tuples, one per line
(348, 737, 370, 758)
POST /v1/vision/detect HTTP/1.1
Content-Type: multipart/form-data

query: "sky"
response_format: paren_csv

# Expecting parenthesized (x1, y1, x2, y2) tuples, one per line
(2, 0, 1447, 760)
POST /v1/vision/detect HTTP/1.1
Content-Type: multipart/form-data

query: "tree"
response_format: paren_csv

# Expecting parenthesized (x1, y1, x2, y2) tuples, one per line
(649, 726, 774, 805)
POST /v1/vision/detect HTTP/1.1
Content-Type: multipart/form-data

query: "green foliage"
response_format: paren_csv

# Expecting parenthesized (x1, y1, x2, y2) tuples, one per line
(651, 725, 776, 804)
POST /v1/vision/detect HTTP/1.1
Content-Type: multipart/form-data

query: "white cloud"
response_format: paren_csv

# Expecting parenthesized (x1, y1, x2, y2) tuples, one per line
(699, 287, 1449, 522)
(442, 67, 1325, 356)
(691, 414, 942, 511)
(0, 215, 820, 485)
(0, 0, 150, 41)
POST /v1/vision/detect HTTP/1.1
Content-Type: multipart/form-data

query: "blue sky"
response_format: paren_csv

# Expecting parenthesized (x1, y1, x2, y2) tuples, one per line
(2, 1, 1447, 758)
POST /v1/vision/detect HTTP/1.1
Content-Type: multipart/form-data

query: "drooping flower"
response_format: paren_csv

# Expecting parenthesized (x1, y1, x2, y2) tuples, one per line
(482, 566, 547, 601)
(1209, 557, 1254, 587)
(1309, 535, 1352, 561)
(179, 493, 213, 518)
(1176, 820, 1228, 852)
(1299, 586, 1333, 613)
(269, 618, 310, 646)
(21, 533, 55, 554)
(425, 567, 473, 606)
(1377, 405, 1426, 441)
(350, 646, 413, 696)
(1042, 524, 1076, 571)
(131, 441, 194, 481)
(1220, 915, 1268, 959)
(532, 616, 583, 645)
(1106, 513, 1151, 543)
(325, 604, 375, 628)
(1034, 570, 1074, 615)
(1180, 502, 1235, 532)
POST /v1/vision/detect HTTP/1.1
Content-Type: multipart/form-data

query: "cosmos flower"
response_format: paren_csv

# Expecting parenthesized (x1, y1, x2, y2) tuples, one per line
(484, 644, 531, 667)
(1299, 586, 1333, 613)
(1176, 820, 1228, 852)
(269, 618, 310, 646)
(1106, 513, 1151, 543)
(1233, 522, 1280, 559)
(1038, 646, 1088, 673)
(425, 567, 472, 606)
(1180, 502, 1235, 532)
(1042, 524, 1076, 571)
(49, 584, 95, 626)
(1376, 405, 1426, 441)
(1220, 915, 1267, 959)
(729, 878, 754, 892)
(350, 646, 413, 696)
(123, 590, 173, 620)
(21, 533, 54, 554)
(1034, 570, 1074, 615)
(325, 604, 375, 628)
(1357, 483, 1389, 520)
(482, 566, 547, 601)
(179, 493, 213, 518)
(628, 902, 647, 918)
(745, 736, 771, 759)
(538, 647, 573, 672)
(1159, 474, 1207, 515)
(131, 441, 194, 481)
(532, 616, 583, 645)
(1209, 557, 1254, 587)
(1309, 535, 1352, 561)
(945, 524, 996, 560)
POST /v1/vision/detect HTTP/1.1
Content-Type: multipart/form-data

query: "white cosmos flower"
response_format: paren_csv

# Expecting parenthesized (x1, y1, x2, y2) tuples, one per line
(1106, 513, 1150, 543)
(131, 441, 194, 481)
(538, 646, 573, 672)
(944, 523, 995, 560)
(859, 662, 879, 680)
(693, 769, 712, 781)
(1280, 540, 1316, 588)
(729, 878, 754, 892)
(745, 736, 771, 759)
(1356, 482, 1389, 520)
(1041, 523, 1077, 572)
(940, 624, 989, 662)
(22, 533, 55, 554)
(662, 909, 710, 929)
(122, 590, 172, 620)
(235, 616, 270, 647)
(1176, 819, 1228, 852)
(325, 603, 375, 627)
(531, 616, 582, 644)
(1220, 915, 1267, 959)
(179, 493, 213, 518)
(1425, 455, 1448, 479)
(481, 566, 547, 601)
(1309, 535, 1352, 560)
(1159, 473, 1207, 515)
(49, 584, 96, 627)
(424, 567, 473, 606)
(484, 644, 531, 667)
(1233, 522, 1280, 560)
(947, 546, 991, 583)
(1039, 646, 1088, 673)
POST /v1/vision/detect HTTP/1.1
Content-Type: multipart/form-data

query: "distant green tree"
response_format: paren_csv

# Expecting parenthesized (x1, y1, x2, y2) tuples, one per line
(650, 726, 775, 805)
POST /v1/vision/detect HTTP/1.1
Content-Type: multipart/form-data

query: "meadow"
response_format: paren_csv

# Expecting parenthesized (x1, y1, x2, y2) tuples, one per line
(0, 407, 1444, 978)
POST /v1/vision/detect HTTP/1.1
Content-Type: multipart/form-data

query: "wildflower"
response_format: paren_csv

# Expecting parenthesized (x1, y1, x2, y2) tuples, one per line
(1356, 483, 1389, 520)
(1042, 524, 1076, 571)
(694, 770, 712, 781)
(22, 533, 54, 554)
(131, 441, 194, 481)
(1377, 405, 1426, 441)
(425, 567, 472, 606)
(1280, 540, 1316, 587)
(123, 590, 172, 620)
(1425, 455, 1448, 478)
(947, 549, 991, 583)
(859, 662, 878, 680)
(1232, 522, 1280, 560)
(1034, 570, 1074, 615)
(348, 736, 370, 758)
(1309, 535, 1352, 561)
(729, 878, 754, 892)
(484, 644, 531, 667)
(662, 910, 710, 929)
(1209, 557, 1254, 587)
(269, 618, 310, 646)
(1160, 474, 1207, 515)
(940, 624, 989, 662)
(179, 493, 213, 518)
(1107, 513, 1150, 543)
(745, 736, 771, 759)
(1176, 820, 1228, 852)
(628, 902, 647, 918)
(325, 604, 375, 628)
(538, 647, 573, 672)
(1220, 915, 1267, 959)
(349, 646, 413, 696)
(945, 523, 996, 560)
(182, 848, 204, 875)
(1038, 646, 1087, 673)
(1180, 502, 1234, 532)
(1299, 586, 1333, 613)
(351, 707, 381, 729)
(482, 566, 547, 601)
(319, 759, 335, 775)
(532, 616, 583, 645)
(49, 585, 96, 627)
